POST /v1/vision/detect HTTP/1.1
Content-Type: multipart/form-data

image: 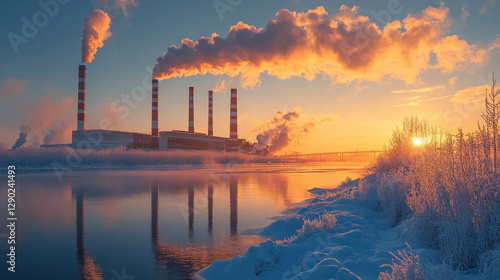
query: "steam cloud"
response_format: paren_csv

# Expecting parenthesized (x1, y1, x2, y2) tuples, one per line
(152, 5, 486, 88)
(212, 76, 233, 93)
(43, 121, 73, 145)
(92, 0, 138, 18)
(11, 126, 29, 150)
(11, 96, 75, 149)
(253, 108, 335, 155)
(82, 9, 112, 64)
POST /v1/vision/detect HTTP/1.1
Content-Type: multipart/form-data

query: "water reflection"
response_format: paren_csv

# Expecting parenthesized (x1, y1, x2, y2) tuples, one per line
(208, 183, 213, 235)
(150, 176, 244, 279)
(0, 163, 366, 280)
(229, 176, 238, 236)
(75, 189, 103, 280)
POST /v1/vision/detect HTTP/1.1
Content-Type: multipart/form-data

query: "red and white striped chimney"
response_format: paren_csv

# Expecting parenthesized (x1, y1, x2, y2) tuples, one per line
(151, 79, 159, 149)
(228, 88, 238, 152)
(77, 65, 86, 131)
(208, 90, 213, 136)
(189, 86, 194, 133)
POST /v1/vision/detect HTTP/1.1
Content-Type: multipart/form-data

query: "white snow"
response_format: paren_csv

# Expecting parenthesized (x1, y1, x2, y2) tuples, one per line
(196, 180, 477, 280)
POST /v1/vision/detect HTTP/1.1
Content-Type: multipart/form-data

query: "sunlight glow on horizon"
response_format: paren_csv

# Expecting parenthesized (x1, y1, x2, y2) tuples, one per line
(413, 138, 424, 146)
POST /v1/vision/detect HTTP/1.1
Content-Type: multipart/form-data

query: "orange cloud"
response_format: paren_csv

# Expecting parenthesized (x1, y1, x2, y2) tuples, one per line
(461, 6, 470, 21)
(393, 93, 451, 107)
(489, 36, 500, 53)
(451, 85, 488, 104)
(449, 76, 457, 86)
(392, 85, 446, 94)
(0, 78, 29, 98)
(153, 4, 486, 88)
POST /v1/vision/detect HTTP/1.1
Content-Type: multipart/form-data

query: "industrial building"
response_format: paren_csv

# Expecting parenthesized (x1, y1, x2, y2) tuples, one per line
(40, 64, 254, 152)
(71, 130, 151, 150)
(159, 131, 251, 152)
(39, 64, 253, 152)
(159, 131, 226, 151)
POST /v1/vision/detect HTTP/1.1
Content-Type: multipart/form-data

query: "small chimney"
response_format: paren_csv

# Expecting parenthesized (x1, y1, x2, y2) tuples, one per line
(77, 65, 86, 131)
(228, 88, 238, 152)
(208, 90, 213, 136)
(151, 78, 159, 149)
(189, 86, 194, 133)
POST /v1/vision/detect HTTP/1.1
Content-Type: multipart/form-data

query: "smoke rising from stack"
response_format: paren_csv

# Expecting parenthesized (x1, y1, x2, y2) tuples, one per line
(152, 5, 485, 88)
(93, 0, 138, 18)
(253, 108, 335, 155)
(81, 9, 112, 64)
(11, 126, 29, 150)
(11, 96, 75, 149)
(212, 76, 233, 93)
(43, 121, 73, 145)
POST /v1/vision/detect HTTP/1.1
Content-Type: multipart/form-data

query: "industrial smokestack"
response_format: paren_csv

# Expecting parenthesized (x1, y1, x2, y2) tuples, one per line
(151, 78, 159, 149)
(208, 90, 213, 136)
(77, 65, 86, 131)
(228, 88, 238, 152)
(189, 86, 194, 133)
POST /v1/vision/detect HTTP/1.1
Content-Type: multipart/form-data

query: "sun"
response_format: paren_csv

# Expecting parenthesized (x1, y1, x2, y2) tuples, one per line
(412, 138, 424, 146)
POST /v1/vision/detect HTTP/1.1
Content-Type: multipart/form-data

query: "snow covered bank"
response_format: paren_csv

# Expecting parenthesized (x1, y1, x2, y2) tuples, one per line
(196, 180, 466, 280)
(0, 146, 299, 169)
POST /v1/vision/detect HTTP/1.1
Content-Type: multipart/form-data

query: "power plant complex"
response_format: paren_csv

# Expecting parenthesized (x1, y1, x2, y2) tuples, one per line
(42, 65, 252, 153)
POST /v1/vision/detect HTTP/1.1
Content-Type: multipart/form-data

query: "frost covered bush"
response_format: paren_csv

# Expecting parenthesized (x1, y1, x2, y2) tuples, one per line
(281, 212, 337, 243)
(377, 170, 412, 226)
(363, 115, 500, 274)
(479, 245, 500, 279)
(371, 116, 438, 174)
(0, 146, 294, 168)
(380, 246, 428, 280)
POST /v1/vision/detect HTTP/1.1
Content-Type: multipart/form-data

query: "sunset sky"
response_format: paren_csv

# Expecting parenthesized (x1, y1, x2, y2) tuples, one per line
(1, 0, 499, 153)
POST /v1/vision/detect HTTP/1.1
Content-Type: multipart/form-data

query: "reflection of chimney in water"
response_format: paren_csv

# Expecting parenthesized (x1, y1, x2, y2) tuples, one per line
(76, 190, 85, 264)
(229, 176, 238, 235)
(188, 185, 194, 239)
(208, 183, 213, 235)
(75, 189, 103, 280)
(151, 181, 159, 242)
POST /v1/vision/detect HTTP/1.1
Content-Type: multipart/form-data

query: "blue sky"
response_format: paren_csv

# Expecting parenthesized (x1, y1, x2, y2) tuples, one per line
(0, 0, 499, 153)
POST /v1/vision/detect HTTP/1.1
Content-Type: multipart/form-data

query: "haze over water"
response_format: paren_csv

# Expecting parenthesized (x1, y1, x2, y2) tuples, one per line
(0, 163, 366, 280)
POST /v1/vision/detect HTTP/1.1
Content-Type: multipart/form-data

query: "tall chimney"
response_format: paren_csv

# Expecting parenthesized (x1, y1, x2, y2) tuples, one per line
(189, 87, 194, 133)
(228, 88, 238, 152)
(208, 90, 213, 136)
(77, 65, 86, 131)
(151, 79, 159, 149)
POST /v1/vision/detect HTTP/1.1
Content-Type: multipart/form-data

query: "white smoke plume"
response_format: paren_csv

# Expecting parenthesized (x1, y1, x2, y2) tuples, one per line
(253, 108, 336, 155)
(92, 0, 138, 18)
(43, 121, 73, 145)
(152, 5, 486, 88)
(213, 76, 233, 93)
(81, 9, 112, 64)
(11, 96, 75, 149)
(11, 126, 29, 150)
